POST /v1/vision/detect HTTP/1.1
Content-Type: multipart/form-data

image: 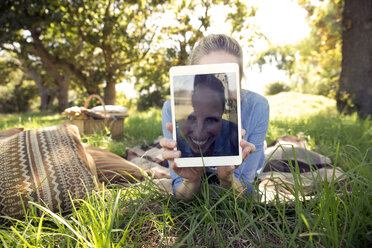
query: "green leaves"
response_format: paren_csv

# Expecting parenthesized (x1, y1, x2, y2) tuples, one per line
(1, 0, 257, 111)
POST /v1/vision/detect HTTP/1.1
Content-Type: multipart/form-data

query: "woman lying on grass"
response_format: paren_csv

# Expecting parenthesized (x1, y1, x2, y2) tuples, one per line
(160, 34, 269, 200)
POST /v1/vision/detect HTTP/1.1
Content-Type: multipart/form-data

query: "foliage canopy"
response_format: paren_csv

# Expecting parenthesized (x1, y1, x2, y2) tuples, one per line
(0, 0, 255, 112)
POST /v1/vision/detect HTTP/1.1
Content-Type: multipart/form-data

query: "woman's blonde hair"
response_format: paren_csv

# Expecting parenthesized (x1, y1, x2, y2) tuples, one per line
(187, 34, 243, 81)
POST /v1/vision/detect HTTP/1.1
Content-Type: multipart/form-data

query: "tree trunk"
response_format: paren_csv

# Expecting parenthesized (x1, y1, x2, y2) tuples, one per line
(56, 74, 70, 111)
(13, 76, 25, 112)
(39, 89, 56, 111)
(337, 0, 372, 116)
(31, 29, 71, 111)
(104, 78, 116, 105)
(22, 62, 56, 111)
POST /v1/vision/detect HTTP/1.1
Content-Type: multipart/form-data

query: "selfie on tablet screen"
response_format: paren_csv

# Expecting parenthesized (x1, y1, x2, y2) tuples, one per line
(173, 70, 239, 159)
(170, 63, 242, 167)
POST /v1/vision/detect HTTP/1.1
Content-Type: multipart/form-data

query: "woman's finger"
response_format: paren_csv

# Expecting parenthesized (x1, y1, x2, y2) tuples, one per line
(241, 129, 246, 138)
(251, 144, 256, 153)
(248, 142, 256, 154)
(240, 139, 255, 152)
(166, 122, 173, 134)
(159, 137, 177, 149)
(162, 149, 181, 161)
(171, 162, 180, 174)
(241, 141, 256, 160)
(217, 166, 235, 180)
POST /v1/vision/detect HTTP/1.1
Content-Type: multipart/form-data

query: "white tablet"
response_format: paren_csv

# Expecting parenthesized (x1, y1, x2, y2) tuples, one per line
(169, 63, 242, 167)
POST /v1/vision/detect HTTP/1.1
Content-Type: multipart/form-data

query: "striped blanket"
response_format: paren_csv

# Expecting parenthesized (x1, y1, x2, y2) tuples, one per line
(91, 135, 346, 202)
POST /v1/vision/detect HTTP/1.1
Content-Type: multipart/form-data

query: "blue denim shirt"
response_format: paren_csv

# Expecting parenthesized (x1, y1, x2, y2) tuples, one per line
(162, 89, 270, 194)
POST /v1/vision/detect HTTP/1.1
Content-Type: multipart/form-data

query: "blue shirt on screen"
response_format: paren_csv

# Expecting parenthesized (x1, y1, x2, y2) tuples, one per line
(162, 89, 270, 195)
(176, 119, 239, 157)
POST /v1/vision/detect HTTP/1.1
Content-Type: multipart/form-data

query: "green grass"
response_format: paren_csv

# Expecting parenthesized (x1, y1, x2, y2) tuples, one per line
(0, 112, 65, 130)
(122, 107, 163, 147)
(0, 94, 371, 247)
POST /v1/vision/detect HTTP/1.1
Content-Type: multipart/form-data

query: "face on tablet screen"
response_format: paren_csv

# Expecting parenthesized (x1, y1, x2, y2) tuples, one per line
(173, 72, 239, 158)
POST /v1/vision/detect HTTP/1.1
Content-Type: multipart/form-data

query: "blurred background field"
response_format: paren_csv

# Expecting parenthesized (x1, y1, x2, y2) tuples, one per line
(267, 92, 337, 119)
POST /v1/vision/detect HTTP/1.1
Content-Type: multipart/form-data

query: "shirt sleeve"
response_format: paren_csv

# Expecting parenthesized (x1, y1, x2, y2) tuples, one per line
(234, 95, 270, 193)
(161, 100, 184, 195)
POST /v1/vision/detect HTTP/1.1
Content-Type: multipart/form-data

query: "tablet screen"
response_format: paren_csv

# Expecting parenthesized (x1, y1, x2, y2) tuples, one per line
(170, 63, 242, 167)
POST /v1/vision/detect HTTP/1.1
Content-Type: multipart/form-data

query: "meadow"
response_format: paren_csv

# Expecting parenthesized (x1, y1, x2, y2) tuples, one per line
(0, 92, 371, 247)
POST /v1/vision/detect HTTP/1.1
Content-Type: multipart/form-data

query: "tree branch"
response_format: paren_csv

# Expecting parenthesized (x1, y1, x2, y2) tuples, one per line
(31, 28, 88, 85)
(113, 28, 157, 71)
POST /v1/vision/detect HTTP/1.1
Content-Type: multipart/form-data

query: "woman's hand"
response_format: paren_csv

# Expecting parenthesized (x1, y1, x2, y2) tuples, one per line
(217, 129, 256, 188)
(160, 122, 203, 182)
(240, 129, 256, 161)
(160, 122, 203, 199)
(160, 123, 181, 164)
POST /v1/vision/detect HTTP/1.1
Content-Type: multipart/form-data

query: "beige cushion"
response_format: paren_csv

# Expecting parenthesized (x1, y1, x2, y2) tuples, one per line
(0, 125, 96, 218)
(85, 146, 148, 183)
(0, 127, 24, 140)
